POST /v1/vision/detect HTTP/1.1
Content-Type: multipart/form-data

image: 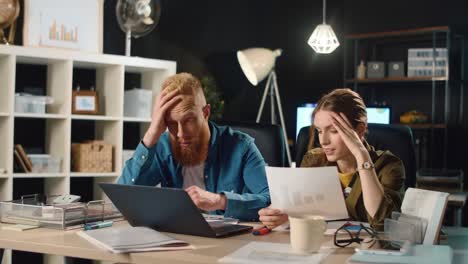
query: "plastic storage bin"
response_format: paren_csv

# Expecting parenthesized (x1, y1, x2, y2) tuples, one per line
(15, 93, 54, 114)
(124, 88, 153, 118)
(27, 154, 62, 173)
(122, 149, 135, 169)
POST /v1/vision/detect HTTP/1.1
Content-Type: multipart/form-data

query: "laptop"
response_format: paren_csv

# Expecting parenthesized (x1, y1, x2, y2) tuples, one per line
(100, 183, 253, 238)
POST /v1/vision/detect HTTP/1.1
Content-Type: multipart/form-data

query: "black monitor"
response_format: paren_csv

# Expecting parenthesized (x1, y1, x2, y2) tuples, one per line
(366, 105, 392, 125)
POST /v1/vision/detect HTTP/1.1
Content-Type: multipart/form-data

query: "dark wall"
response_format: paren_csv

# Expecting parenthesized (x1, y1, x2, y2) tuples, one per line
(12, 0, 467, 170)
(102, 0, 468, 171)
(104, 0, 345, 141)
(103, 0, 468, 171)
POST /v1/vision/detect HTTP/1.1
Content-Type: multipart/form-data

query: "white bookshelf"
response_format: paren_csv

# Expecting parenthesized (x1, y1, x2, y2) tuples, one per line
(71, 114, 120, 121)
(123, 117, 152, 123)
(70, 172, 120, 178)
(13, 173, 67, 178)
(14, 113, 68, 119)
(0, 45, 176, 204)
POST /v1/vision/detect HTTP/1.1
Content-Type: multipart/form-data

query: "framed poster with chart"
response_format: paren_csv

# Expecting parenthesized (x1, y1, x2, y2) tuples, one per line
(23, 0, 103, 53)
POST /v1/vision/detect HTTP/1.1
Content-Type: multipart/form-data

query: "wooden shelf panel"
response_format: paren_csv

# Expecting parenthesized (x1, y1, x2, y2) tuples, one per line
(0, 45, 176, 71)
(14, 113, 67, 119)
(13, 173, 67, 178)
(346, 76, 447, 83)
(71, 115, 120, 121)
(345, 26, 450, 39)
(401, 123, 447, 129)
(70, 172, 120, 178)
(123, 117, 151, 123)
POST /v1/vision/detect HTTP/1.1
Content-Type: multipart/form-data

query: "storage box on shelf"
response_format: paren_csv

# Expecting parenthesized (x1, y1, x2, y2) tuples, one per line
(0, 45, 176, 207)
(27, 154, 62, 173)
(124, 88, 153, 118)
(71, 140, 113, 173)
(15, 93, 54, 114)
(407, 48, 448, 77)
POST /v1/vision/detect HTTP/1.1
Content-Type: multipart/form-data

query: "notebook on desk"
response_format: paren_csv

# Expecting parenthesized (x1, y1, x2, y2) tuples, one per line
(77, 225, 192, 253)
(100, 183, 253, 238)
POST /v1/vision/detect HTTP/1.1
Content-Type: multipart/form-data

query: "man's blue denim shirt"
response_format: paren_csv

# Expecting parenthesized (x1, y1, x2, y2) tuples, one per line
(117, 121, 270, 221)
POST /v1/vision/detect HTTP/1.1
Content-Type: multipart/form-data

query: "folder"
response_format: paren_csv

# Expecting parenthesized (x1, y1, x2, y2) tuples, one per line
(14, 144, 32, 172)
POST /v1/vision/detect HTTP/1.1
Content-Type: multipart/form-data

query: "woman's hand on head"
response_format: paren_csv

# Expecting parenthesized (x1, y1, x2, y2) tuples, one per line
(331, 112, 370, 162)
(258, 207, 289, 229)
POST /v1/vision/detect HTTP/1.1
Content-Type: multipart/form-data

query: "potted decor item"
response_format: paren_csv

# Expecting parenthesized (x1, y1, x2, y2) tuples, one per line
(201, 76, 224, 121)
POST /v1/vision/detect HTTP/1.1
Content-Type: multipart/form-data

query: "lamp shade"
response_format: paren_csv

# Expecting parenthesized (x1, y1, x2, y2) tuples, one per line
(307, 24, 340, 54)
(237, 48, 282, 86)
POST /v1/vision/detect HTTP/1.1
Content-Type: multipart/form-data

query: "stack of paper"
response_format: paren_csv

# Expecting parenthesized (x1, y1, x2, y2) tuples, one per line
(77, 225, 192, 253)
(349, 245, 453, 264)
(219, 242, 335, 264)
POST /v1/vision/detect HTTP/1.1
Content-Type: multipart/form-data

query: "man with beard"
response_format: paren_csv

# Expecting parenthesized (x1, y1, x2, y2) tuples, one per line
(118, 73, 270, 220)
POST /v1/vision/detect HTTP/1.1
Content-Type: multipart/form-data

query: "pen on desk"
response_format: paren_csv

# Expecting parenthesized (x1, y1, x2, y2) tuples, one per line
(84, 221, 113, 231)
(252, 226, 271, 236)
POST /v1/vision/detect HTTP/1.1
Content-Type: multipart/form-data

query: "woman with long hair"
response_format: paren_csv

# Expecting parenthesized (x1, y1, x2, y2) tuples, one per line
(259, 88, 405, 230)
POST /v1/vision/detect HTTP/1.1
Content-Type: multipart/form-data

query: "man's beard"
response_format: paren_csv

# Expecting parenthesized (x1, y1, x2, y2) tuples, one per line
(170, 127, 210, 166)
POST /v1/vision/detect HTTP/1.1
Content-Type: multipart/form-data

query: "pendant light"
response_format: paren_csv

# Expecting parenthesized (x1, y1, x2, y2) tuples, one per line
(307, 0, 340, 54)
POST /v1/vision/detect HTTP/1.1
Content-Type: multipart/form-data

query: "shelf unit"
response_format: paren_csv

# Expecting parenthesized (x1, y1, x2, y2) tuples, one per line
(343, 26, 466, 169)
(345, 76, 448, 83)
(0, 45, 175, 264)
(0, 45, 176, 205)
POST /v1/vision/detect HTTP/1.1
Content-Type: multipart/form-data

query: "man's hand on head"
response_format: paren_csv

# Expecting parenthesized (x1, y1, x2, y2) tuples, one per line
(185, 185, 227, 211)
(143, 88, 182, 147)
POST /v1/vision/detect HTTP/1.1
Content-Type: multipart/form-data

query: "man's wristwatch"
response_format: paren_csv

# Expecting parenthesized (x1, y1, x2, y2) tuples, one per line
(357, 161, 375, 171)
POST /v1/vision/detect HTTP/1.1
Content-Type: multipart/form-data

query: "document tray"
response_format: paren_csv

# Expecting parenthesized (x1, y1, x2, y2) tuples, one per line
(0, 194, 122, 230)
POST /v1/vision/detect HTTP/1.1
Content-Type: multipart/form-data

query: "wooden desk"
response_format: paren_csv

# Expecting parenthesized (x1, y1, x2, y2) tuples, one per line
(0, 221, 355, 264)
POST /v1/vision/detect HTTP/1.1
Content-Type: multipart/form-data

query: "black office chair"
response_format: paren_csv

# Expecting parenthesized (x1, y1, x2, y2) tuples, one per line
(219, 122, 288, 167)
(295, 124, 416, 188)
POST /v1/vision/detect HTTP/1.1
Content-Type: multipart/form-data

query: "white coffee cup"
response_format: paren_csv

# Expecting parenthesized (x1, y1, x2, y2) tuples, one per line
(289, 214, 326, 254)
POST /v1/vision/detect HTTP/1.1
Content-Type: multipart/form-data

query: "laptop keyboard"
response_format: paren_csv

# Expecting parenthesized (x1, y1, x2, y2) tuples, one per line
(212, 224, 251, 236)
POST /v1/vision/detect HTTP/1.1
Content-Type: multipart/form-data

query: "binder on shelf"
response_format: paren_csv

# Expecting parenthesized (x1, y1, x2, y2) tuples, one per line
(14, 150, 27, 173)
(14, 144, 32, 172)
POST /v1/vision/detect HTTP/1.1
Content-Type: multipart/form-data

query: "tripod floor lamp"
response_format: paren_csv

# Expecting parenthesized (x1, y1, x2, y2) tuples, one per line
(237, 48, 292, 166)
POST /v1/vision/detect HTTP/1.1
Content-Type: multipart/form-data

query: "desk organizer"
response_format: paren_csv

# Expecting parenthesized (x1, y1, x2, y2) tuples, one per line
(0, 194, 122, 230)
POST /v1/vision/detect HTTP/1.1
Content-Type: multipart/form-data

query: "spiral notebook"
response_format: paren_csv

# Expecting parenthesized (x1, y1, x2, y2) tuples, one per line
(77, 225, 192, 253)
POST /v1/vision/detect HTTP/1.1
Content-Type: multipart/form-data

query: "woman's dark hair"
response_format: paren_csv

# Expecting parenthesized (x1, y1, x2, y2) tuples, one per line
(308, 88, 367, 150)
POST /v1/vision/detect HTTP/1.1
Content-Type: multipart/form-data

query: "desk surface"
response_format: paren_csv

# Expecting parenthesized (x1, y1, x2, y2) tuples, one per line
(0, 221, 355, 264)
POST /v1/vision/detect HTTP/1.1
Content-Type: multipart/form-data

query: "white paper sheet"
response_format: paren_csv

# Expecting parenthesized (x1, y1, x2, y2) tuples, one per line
(219, 242, 335, 264)
(266, 166, 349, 220)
